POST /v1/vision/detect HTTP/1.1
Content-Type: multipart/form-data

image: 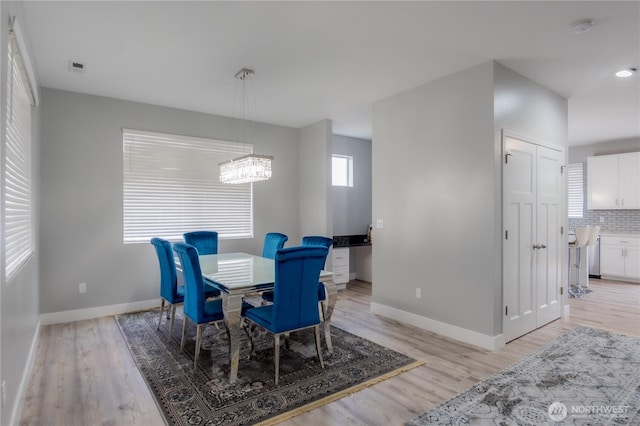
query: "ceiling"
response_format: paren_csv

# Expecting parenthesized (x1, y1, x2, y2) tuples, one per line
(22, 1, 639, 146)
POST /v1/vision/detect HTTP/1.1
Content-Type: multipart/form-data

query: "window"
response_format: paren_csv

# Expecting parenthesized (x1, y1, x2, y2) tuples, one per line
(123, 129, 253, 243)
(332, 154, 353, 187)
(568, 163, 584, 218)
(4, 25, 36, 281)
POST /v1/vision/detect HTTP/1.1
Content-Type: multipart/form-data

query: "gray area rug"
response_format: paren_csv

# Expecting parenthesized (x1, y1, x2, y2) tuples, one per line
(116, 308, 421, 425)
(407, 327, 640, 425)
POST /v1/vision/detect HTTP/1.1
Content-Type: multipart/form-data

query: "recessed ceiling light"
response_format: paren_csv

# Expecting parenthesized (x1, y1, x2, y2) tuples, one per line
(615, 68, 636, 78)
(572, 19, 594, 34)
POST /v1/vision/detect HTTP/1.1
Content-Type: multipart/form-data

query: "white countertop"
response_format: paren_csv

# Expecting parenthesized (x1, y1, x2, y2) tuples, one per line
(599, 231, 640, 237)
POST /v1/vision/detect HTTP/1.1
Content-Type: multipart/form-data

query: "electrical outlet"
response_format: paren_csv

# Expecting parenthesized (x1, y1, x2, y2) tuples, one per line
(2, 380, 6, 408)
(79, 282, 87, 293)
(416, 288, 422, 299)
(376, 219, 384, 229)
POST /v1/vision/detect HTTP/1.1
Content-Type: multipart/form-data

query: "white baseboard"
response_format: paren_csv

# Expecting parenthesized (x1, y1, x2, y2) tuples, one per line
(370, 302, 504, 351)
(40, 298, 161, 325)
(10, 317, 41, 426)
(601, 275, 640, 284)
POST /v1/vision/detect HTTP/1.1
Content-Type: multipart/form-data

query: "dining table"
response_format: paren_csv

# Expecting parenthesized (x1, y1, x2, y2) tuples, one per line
(198, 252, 336, 384)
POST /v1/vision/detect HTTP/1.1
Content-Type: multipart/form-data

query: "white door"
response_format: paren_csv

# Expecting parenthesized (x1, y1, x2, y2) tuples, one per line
(503, 136, 563, 342)
(503, 138, 537, 341)
(535, 147, 563, 327)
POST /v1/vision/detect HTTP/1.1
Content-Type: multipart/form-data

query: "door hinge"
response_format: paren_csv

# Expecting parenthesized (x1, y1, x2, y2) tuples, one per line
(560, 287, 564, 295)
(505, 153, 512, 164)
(505, 230, 509, 240)
(561, 226, 564, 235)
(561, 165, 564, 175)
(505, 306, 509, 316)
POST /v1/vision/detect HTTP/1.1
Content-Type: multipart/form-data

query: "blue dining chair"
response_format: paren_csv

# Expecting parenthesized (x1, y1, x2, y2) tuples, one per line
(259, 233, 288, 303)
(244, 246, 328, 385)
(261, 235, 333, 308)
(173, 242, 229, 368)
(301, 236, 333, 318)
(262, 232, 288, 259)
(183, 230, 218, 255)
(150, 238, 220, 333)
(150, 238, 183, 337)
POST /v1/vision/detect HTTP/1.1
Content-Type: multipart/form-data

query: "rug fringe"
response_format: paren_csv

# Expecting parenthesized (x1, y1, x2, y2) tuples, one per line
(255, 360, 426, 426)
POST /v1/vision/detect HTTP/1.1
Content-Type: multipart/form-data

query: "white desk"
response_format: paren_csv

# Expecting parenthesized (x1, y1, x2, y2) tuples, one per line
(199, 252, 336, 384)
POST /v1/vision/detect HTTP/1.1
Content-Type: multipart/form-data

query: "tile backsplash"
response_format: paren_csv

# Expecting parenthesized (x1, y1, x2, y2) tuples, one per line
(568, 162, 640, 232)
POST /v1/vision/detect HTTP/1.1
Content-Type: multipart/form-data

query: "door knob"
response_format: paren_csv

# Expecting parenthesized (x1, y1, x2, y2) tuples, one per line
(540, 244, 546, 249)
(532, 244, 539, 249)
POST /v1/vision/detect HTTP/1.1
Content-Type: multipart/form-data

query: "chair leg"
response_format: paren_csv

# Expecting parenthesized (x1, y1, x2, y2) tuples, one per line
(284, 332, 290, 350)
(168, 304, 177, 338)
(314, 325, 324, 369)
(319, 300, 326, 321)
(194, 324, 203, 368)
(274, 334, 281, 385)
(158, 299, 166, 330)
(181, 316, 189, 349)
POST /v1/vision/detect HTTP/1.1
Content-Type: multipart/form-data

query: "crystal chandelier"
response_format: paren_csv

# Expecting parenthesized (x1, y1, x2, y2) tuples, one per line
(219, 68, 273, 184)
(219, 153, 272, 184)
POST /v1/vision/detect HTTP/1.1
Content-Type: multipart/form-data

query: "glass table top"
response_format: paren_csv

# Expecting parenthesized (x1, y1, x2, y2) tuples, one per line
(199, 252, 332, 293)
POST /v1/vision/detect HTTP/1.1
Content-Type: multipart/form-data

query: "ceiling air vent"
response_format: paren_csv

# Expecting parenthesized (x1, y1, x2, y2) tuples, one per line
(69, 60, 86, 73)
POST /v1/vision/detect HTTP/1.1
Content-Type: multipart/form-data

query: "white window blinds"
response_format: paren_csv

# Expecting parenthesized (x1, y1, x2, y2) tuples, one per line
(568, 163, 584, 218)
(123, 129, 253, 243)
(4, 29, 35, 281)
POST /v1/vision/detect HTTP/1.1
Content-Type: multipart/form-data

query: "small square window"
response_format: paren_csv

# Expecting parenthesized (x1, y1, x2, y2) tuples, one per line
(332, 154, 353, 187)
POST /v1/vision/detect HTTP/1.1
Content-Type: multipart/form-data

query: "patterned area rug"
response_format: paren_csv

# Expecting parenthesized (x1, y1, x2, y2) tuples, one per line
(407, 327, 640, 425)
(116, 308, 422, 425)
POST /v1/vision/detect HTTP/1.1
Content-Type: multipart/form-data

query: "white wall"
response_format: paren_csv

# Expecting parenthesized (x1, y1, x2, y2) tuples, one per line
(371, 61, 568, 346)
(0, 2, 41, 424)
(39, 88, 301, 314)
(331, 134, 372, 236)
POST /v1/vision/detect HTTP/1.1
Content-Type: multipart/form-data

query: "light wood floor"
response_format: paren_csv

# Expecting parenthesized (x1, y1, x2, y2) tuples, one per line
(19, 279, 639, 426)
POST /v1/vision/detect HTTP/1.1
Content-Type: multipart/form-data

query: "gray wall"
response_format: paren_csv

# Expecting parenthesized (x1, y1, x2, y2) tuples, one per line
(371, 61, 567, 339)
(372, 62, 496, 336)
(569, 137, 640, 163)
(331, 134, 372, 236)
(298, 120, 332, 239)
(39, 88, 301, 314)
(0, 2, 42, 424)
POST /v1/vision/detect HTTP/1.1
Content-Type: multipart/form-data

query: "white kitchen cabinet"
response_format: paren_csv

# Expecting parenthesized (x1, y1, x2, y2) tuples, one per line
(600, 235, 640, 281)
(587, 152, 640, 209)
(331, 247, 350, 284)
(620, 153, 640, 208)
